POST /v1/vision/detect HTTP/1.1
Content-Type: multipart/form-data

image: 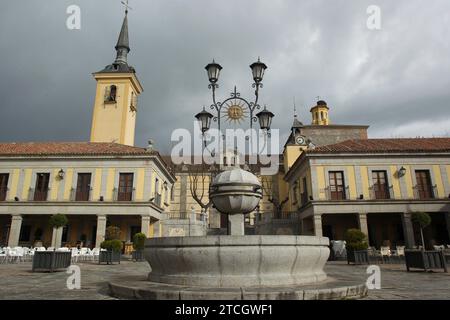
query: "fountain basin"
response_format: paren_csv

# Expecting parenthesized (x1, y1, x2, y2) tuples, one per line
(145, 235, 330, 288)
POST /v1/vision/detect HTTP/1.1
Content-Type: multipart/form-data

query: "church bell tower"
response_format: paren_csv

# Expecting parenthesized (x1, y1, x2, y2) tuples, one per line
(90, 9, 143, 146)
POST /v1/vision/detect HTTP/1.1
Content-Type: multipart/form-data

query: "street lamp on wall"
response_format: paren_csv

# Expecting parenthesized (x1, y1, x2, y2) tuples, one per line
(398, 166, 407, 178)
(58, 169, 65, 180)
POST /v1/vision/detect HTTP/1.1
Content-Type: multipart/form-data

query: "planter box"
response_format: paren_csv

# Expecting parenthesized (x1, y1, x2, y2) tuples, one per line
(132, 250, 145, 261)
(32, 251, 72, 272)
(405, 250, 448, 272)
(347, 249, 369, 265)
(99, 250, 121, 265)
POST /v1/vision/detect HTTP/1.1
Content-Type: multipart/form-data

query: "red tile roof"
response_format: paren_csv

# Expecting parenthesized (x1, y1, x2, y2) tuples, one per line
(0, 142, 153, 156)
(308, 138, 450, 154)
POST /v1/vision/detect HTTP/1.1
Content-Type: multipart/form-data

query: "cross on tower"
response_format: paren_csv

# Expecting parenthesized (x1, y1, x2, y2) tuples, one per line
(121, 0, 132, 13)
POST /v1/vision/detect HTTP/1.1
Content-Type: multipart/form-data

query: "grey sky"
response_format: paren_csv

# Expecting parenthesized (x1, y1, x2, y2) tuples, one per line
(1, 0, 449, 153)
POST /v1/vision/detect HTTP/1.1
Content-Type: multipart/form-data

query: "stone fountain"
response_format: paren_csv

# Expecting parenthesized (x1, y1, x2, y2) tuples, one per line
(108, 168, 367, 300)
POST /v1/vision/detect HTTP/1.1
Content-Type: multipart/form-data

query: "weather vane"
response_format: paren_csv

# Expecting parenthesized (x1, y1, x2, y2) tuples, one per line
(121, 0, 132, 13)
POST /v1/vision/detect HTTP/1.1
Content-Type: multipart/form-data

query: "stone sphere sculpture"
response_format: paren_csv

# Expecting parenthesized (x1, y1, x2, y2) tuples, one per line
(209, 168, 262, 215)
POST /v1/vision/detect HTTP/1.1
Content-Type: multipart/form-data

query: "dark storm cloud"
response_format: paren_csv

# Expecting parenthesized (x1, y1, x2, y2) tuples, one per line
(0, 0, 449, 153)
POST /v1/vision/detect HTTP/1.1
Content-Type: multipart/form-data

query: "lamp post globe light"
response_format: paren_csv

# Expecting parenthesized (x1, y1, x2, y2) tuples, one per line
(249, 57, 267, 84)
(256, 105, 274, 131)
(195, 107, 214, 133)
(196, 58, 274, 135)
(205, 60, 222, 84)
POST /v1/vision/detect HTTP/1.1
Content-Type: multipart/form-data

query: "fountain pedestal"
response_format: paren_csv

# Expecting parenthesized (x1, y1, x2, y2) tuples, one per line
(228, 213, 244, 235)
(108, 168, 368, 300)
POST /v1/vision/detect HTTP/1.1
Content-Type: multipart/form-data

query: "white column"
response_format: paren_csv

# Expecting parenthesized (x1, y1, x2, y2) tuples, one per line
(141, 215, 151, 237)
(7, 215, 23, 247)
(357, 213, 369, 239)
(51, 227, 63, 249)
(401, 213, 415, 249)
(95, 215, 107, 248)
(313, 214, 323, 237)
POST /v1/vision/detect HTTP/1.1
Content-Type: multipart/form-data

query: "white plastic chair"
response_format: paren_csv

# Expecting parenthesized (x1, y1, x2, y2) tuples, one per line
(79, 247, 89, 261)
(71, 248, 80, 263)
(380, 246, 391, 263)
(332, 241, 346, 258)
(7, 248, 21, 263)
(91, 248, 100, 262)
(0, 249, 6, 264)
(396, 246, 405, 256)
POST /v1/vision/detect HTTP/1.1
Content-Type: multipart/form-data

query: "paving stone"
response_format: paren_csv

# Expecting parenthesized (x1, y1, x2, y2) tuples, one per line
(0, 260, 449, 300)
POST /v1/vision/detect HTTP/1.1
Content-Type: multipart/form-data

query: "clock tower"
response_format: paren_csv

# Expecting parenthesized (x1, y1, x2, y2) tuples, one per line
(90, 10, 143, 146)
(283, 114, 308, 171)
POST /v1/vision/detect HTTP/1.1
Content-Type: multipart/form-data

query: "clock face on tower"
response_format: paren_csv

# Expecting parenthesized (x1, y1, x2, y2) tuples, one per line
(295, 135, 306, 145)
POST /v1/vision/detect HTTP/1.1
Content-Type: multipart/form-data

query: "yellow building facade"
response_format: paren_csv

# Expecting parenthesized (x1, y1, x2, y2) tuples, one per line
(0, 11, 176, 249)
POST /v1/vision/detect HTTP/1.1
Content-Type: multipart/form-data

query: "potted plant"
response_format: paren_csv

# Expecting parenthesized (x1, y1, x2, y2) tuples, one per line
(132, 233, 146, 261)
(344, 229, 369, 264)
(48, 214, 68, 249)
(99, 226, 122, 264)
(404, 212, 446, 272)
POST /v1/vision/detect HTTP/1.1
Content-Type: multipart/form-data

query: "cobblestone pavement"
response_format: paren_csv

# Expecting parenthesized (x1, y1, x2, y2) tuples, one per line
(0, 260, 448, 300)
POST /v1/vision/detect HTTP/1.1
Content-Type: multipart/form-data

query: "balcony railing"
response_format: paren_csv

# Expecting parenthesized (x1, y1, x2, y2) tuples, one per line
(154, 193, 162, 207)
(112, 187, 135, 201)
(28, 187, 50, 201)
(169, 212, 188, 219)
(369, 185, 394, 200)
(257, 211, 299, 221)
(322, 186, 350, 200)
(0, 186, 8, 201)
(413, 184, 437, 200)
(70, 187, 93, 201)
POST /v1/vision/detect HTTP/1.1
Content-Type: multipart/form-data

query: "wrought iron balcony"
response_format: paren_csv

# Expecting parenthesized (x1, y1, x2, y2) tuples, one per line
(413, 184, 437, 200)
(369, 185, 394, 200)
(322, 186, 350, 200)
(154, 193, 162, 207)
(112, 187, 135, 202)
(28, 187, 50, 201)
(70, 187, 93, 201)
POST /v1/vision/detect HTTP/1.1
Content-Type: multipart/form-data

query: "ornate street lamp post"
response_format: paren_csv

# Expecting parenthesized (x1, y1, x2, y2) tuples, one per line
(198, 58, 273, 135)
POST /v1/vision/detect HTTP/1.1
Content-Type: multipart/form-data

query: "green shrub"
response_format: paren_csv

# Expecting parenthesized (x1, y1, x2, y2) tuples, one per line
(133, 233, 146, 250)
(411, 212, 431, 229)
(49, 214, 68, 228)
(105, 226, 121, 240)
(100, 239, 123, 252)
(411, 212, 432, 249)
(344, 228, 368, 251)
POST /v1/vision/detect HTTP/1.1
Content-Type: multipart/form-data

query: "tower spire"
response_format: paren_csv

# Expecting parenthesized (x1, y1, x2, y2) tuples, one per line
(114, 7, 130, 65)
(293, 97, 297, 118)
